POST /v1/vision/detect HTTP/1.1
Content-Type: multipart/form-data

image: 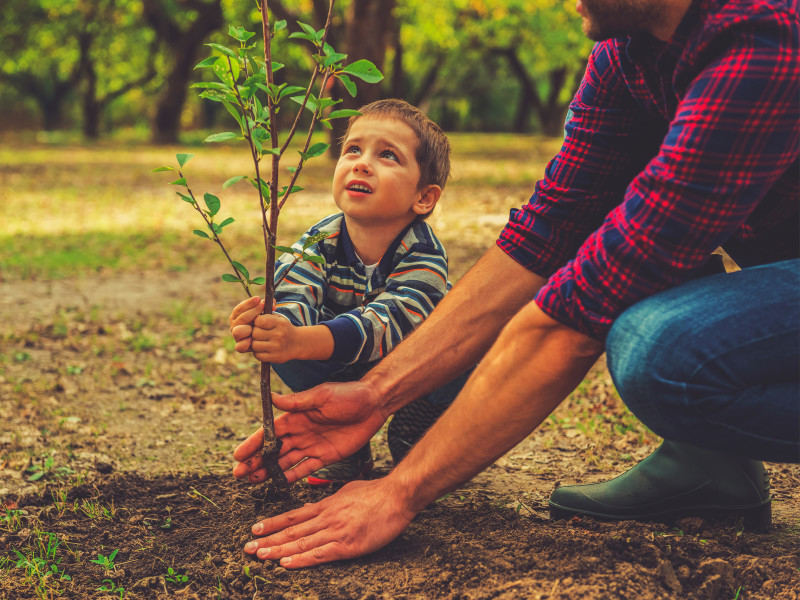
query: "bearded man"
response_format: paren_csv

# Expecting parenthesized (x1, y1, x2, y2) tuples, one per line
(231, 0, 799, 567)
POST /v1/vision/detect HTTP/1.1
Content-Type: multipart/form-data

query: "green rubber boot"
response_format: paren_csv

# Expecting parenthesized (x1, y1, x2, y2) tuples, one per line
(549, 441, 771, 530)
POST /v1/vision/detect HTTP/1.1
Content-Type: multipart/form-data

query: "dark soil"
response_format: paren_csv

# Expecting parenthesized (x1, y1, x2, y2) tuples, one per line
(2, 272, 799, 600)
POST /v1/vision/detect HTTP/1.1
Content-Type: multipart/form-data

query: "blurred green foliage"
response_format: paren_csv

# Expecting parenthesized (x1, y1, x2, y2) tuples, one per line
(0, 0, 591, 139)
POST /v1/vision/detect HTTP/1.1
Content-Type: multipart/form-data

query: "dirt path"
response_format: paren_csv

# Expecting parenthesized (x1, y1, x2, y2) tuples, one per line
(1, 270, 798, 599)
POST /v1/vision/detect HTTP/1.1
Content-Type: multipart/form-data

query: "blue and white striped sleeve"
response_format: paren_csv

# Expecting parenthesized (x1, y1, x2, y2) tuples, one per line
(325, 243, 449, 364)
(273, 232, 327, 327)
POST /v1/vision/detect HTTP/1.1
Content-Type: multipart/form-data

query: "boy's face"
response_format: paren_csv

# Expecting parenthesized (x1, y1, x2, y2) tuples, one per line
(333, 117, 438, 229)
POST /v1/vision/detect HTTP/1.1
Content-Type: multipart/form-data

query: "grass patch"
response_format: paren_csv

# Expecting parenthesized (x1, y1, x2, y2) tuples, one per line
(0, 134, 555, 281)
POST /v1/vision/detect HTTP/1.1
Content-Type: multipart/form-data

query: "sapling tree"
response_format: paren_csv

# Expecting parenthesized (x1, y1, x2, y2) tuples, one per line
(154, 0, 382, 495)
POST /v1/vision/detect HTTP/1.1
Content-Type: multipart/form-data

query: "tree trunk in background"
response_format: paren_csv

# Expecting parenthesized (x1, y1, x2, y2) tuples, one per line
(328, 0, 395, 155)
(268, 0, 396, 154)
(495, 47, 581, 136)
(142, 0, 223, 144)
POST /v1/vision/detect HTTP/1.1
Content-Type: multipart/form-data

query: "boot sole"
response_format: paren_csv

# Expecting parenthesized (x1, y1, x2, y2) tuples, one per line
(549, 498, 771, 531)
(306, 462, 374, 488)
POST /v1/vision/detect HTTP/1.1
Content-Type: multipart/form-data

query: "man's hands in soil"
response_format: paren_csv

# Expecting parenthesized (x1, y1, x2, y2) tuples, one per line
(232, 381, 387, 484)
(244, 477, 416, 568)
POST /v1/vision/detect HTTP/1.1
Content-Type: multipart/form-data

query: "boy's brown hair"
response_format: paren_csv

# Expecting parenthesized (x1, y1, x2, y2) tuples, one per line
(344, 99, 451, 193)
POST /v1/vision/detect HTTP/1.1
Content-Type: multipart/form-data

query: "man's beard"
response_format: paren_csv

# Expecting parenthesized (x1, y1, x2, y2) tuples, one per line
(579, 0, 669, 41)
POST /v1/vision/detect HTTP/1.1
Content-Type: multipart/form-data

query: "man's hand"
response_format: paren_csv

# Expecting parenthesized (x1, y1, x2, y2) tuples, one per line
(232, 380, 387, 484)
(243, 477, 416, 568)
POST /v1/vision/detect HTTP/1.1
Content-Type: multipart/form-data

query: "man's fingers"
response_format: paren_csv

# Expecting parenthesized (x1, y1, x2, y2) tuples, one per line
(271, 390, 320, 414)
(251, 502, 322, 538)
(278, 543, 347, 569)
(233, 427, 265, 461)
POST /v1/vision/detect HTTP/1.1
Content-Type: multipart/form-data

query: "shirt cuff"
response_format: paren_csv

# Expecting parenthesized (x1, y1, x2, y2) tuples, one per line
(321, 317, 363, 363)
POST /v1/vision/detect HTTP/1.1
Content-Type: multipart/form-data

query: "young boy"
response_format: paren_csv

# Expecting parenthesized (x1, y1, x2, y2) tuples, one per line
(229, 99, 465, 486)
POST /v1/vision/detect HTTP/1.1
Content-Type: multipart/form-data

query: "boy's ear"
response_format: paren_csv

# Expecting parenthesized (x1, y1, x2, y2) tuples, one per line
(412, 185, 442, 216)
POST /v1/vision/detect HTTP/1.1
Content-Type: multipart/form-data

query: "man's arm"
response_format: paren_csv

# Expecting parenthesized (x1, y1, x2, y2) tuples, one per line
(232, 245, 545, 483)
(242, 301, 603, 567)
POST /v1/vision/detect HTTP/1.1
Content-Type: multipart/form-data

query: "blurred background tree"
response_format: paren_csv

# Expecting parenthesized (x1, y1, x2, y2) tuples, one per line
(0, 0, 592, 143)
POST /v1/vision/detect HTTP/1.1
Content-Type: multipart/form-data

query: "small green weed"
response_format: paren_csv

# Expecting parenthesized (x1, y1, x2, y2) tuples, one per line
(80, 499, 115, 521)
(11, 531, 72, 599)
(165, 566, 189, 586)
(90, 549, 119, 571)
(25, 456, 74, 482)
(1, 508, 26, 532)
(98, 578, 127, 599)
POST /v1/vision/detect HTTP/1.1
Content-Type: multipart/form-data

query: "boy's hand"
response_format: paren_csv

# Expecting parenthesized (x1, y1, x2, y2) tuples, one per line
(230, 296, 333, 363)
(249, 313, 302, 363)
(229, 296, 266, 353)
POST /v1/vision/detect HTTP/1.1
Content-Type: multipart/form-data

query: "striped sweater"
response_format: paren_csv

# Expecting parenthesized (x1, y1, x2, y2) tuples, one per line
(274, 213, 450, 364)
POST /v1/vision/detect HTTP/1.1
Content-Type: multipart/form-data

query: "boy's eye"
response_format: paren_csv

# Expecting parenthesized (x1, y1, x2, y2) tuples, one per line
(344, 144, 361, 155)
(380, 150, 398, 161)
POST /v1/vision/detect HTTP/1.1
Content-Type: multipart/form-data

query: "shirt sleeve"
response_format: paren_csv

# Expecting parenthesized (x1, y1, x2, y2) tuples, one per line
(323, 244, 449, 364)
(273, 229, 327, 327)
(497, 41, 663, 280)
(536, 16, 799, 340)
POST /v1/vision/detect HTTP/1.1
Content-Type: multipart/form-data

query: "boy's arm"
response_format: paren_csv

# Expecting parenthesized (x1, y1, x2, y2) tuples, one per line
(321, 242, 449, 365)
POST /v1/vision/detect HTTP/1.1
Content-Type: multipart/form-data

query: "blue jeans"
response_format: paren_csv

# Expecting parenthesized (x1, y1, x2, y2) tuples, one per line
(273, 358, 470, 405)
(606, 259, 800, 463)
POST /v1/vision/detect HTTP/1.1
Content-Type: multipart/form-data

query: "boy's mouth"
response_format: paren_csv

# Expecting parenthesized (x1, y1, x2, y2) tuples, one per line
(346, 182, 373, 194)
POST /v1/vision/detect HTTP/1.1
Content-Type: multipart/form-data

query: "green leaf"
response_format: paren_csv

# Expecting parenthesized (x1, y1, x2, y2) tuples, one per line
(251, 277, 266, 285)
(205, 132, 238, 143)
(193, 230, 210, 239)
(170, 178, 187, 186)
(213, 56, 235, 87)
(341, 60, 383, 83)
(219, 217, 235, 228)
(221, 274, 240, 283)
(177, 193, 194, 204)
(194, 56, 218, 69)
(297, 21, 317, 37)
(303, 255, 325, 264)
(223, 175, 246, 189)
(289, 95, 318, 113)
(28, 471, 45, 482)
(211, 223, 223, 235)
(303, 231, 331, 249)
(231, 261, 249, 279)
(176, 153, 193, 167)
(329, 109, 362, 119)
(191, 81, 231, 91)
(278, 85, 306, 100)
(205, 43, 237, 58)
(324, 52, 347, 68)
(299, 142, 329, 160)
(280, 186, 304, 196)
(289, 31, 315, 43)
(274, 245, 295, 254)
(272, 61, 284, 72)
(338, 74, 357, 97)
(221, 101, 243, 129)
(152, 166, 174, 172)
(228, 25, 255, 42)
(274, 20, 287, 34)
(203, 193, 220, 216)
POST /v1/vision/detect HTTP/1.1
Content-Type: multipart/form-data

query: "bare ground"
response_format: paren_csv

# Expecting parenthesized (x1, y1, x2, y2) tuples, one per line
(1, 269, 798, 600)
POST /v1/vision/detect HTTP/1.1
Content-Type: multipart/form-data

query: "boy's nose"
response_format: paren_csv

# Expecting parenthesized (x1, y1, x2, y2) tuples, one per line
(353, 158, 372, 174)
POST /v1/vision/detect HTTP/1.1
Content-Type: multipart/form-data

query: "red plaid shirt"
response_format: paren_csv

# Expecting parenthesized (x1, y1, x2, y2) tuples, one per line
(498, 0, 799, 340)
